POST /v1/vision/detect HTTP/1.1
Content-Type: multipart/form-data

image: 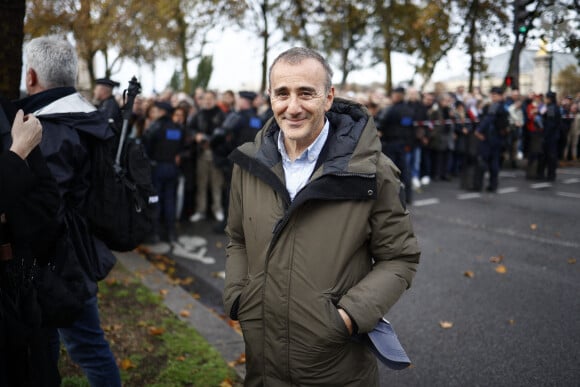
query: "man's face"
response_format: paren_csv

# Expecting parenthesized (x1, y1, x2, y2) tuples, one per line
(202, 92, 216, 110)
(269, 58, 334, 150)
(93, 85, 109, 101)
(491, 92, 503, 103)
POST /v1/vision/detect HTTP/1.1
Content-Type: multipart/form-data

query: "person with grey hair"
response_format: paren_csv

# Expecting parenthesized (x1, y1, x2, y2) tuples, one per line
(224, 47, 420, 386)
(15, 35, 121, 386)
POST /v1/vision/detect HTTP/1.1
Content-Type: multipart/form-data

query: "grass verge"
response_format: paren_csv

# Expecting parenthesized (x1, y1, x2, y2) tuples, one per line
(59, 262, 242, 386)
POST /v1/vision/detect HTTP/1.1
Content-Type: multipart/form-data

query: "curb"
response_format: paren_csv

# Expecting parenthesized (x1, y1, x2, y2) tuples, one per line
(114, 250, 246, 380)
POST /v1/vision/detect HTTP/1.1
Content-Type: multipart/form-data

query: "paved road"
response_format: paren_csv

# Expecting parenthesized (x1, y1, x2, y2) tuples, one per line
(158, 165, 580, 387)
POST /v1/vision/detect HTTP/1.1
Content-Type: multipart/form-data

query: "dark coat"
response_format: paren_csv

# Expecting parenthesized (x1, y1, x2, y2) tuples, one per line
(15, 87, 116, 295)
(97, 95, 123, 132)
(0, 101, 61, 386)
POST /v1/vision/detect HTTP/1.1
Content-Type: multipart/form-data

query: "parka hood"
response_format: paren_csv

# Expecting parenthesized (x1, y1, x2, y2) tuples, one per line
(236, 97, 381, 177)
(16, 87, 112, 140)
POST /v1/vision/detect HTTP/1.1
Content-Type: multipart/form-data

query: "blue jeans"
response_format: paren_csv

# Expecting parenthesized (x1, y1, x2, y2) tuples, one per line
(51, 296, 121, 387)
(405, 146, 421, 179)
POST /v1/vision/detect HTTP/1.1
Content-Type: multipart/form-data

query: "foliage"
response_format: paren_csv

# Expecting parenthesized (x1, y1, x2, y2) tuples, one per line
(189, 55, 214, 93)
(24, 0, 241, 91)
(555, 65, 580, 98)
(453, 0, 510, 91)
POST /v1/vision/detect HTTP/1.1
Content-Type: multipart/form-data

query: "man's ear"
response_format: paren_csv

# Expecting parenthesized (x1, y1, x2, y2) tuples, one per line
(27, 68, 38, 88)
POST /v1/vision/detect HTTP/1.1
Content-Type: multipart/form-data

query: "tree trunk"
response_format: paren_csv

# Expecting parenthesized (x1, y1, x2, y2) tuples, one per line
(505, 37, 524, 90)
(0, 0, 25, 99)
(384, 44, 393, 94)
(260, 0, 269, 94)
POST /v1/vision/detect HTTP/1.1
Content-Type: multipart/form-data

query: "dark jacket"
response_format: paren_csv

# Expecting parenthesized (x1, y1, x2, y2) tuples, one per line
(16, 87, 116, 295)
(143, 115, 186, 164)
(224, 98, 420, 386)
(378, 101, 415, 146)
(97, 95, 123, 132)
(0, 102, 61, 386)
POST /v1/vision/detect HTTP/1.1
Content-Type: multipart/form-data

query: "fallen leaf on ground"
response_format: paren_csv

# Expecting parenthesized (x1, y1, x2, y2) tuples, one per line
(179, 310, 191, 317)
(227, 353, 247, 367)
(489, 255, 504, 263)
(464, 271, 475, 278)
(439, 321, 453, 329)
(220, 379, 234, 387)
(191, 293, 201, 300)
(495, 264, 507, 274)
(216, 241, 224, 249)
(120, 358, 136, 370)
(154, 262, 167, 271)
(148, 326, 165, 336)
(176, 355, 186, 361)
(159, 289, 169, 296)
(568, 258, 577, 264)
(530, 224, 538, 230)
(508, 319, 516, 325)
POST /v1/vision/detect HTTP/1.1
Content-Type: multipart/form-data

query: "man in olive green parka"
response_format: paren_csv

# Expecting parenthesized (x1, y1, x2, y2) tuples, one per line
(224, 47, 420, 386)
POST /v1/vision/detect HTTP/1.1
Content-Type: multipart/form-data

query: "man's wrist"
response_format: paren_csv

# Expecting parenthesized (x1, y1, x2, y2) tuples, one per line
(337, 308, 353, 335)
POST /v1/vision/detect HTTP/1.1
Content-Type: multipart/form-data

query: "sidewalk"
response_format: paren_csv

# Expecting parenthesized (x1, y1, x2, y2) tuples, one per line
(114, 250, 246, 380)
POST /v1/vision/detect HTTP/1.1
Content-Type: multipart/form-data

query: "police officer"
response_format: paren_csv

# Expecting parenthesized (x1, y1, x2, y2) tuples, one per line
(143, 101, 186, 242)
(538, 91, 561, 181)
(93, 78, 123, 131)
(377, 87, 414, 204)
(475, 87, 509, 192)
(210, 90, 262, 232)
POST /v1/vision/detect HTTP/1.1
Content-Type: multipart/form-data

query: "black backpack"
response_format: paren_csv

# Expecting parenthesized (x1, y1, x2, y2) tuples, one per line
(84, 77, 158, 252)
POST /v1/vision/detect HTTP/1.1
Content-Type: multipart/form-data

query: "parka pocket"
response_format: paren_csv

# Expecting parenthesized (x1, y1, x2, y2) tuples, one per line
(237, 272, 264, 322)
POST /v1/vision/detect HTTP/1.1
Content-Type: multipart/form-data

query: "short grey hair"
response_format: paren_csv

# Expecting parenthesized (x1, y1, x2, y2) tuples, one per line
(25, 36, 78, 89)
(269, 47, 333, 93)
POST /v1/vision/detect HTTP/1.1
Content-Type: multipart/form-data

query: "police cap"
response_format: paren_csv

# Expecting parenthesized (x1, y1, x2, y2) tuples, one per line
(490, 86, 503, 95)
(393, 87, 405, 94)
(239, 91, 257, 101)
(95, 78, 120, 88)
(154, 101, 174, 113)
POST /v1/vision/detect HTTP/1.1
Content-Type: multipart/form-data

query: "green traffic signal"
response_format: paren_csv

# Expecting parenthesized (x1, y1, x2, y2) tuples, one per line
(518, 25, 527, 34)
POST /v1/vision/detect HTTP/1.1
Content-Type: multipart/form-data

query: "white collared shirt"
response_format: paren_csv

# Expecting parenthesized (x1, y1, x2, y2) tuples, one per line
(277, 120, 330, 201)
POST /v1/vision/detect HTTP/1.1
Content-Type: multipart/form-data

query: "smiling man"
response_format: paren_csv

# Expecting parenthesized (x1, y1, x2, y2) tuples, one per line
(224, 47, 420, 386)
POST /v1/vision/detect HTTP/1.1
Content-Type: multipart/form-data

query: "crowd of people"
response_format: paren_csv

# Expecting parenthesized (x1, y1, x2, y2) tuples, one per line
(96, 80, 580, 230)
(364, 85, 579, 203)
(94, 81, 273, 242)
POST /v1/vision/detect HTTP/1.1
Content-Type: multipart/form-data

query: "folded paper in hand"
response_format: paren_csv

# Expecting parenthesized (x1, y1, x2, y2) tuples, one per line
(366, 318, 411, 370)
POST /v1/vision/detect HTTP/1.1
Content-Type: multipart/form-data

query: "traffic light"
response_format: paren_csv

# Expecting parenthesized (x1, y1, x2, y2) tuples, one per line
(505, 76, 513, 87)
(514, 1, 529, 35)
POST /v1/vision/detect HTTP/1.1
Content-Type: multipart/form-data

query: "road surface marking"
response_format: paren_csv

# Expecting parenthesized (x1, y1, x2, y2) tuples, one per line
(562, 178, 580, 184)
(558, 170, 580, 175)
(499, 171, 519, 178)
(530, 182, 553, 189)
(497, 187, 519, 194)
(556, 192, 580, 199)
(172, 236, 216, 264)
(457, 193, 482, 200)
(413, 198, 440, 207)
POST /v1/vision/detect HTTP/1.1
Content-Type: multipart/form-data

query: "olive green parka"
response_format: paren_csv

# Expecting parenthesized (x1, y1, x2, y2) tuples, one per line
(224, 98, 420, 386)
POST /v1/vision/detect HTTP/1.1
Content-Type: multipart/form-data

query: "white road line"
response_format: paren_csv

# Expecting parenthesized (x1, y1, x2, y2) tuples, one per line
(497, 187, 519, 194)
(563, 178, 580, 184)
(558, 170, 580, 176)
(457, 192, 482, 200)
(556, 192, 580, 199)
(530, 182, 553, 189)
(412, 198, 440, 207)
(499, 171, 519, 178)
